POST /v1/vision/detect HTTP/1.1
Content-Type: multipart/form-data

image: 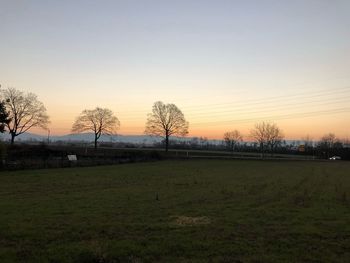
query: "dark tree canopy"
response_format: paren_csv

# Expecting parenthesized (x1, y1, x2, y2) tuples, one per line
(0, 101, 10, 133)
(72, 107, 120, 149)
(1, 87, 50, 144)
(145, 101, 189, 152)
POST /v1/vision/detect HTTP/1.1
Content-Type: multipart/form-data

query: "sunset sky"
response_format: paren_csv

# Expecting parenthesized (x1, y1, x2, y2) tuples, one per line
(1, 0, 349, 140)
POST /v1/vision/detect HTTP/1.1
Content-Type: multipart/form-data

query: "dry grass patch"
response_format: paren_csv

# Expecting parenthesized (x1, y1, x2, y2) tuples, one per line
(172, 216, 211, 226)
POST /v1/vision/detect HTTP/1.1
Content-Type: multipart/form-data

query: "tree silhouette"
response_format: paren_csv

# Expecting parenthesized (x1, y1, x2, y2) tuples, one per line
(224, 130, 243, 152)
(145, 101, 189, 152)
(318, 133, 343, 158)
(1, 87, 50, 144)
(72, 107, 120, 149)
(0, 100, 10, 133)
(250, 122, 284, 157)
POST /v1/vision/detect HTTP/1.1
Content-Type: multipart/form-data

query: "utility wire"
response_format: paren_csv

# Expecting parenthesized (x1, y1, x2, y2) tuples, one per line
(117, 95, 350, 121)
(190, 107, 350, 126)
(116, 86, 350, 115)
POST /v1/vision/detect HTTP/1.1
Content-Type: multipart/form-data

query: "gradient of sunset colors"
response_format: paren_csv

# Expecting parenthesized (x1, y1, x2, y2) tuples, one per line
(1, 0, 349, 140)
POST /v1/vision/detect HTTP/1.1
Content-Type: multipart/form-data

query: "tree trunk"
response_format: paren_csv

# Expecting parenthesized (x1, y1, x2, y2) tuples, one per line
(165, 134, 169, 152)
(94, 134, 98, 150)
(271, 145, 274, 157)
(10, 132, 15, 145)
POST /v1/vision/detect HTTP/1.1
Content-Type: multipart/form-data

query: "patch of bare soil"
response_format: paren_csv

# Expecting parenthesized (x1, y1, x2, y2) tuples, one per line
(172, 216, 211, 226)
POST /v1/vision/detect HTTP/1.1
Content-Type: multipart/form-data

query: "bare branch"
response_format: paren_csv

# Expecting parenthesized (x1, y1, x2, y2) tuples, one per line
(145, 101, 189, 151)
(224, 130, 243, 151)
(72, 107, 120, 149)
(1, 87, 50, 144)
(250, 121, 284, 156)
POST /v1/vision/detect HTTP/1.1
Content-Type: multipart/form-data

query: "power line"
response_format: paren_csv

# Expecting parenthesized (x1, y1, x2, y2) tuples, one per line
(181, 87, 350, 111)
(186, 96, 350, 118)
(115, 86, 350, 115)
(190, 107, 350, 126)
(117, 95, 350, 121)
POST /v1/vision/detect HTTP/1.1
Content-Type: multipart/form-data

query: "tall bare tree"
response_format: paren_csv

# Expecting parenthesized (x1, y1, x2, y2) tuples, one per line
(317, 133, 343, 158)
(266, 123, 284, 155)
(72, 107, 120, 149)
(302, 135, 314, 153)
(319, 133, 337, 149)
(145, 101, 189, 152)
(250, 121, 284, 157)
(1, 87, 50, 144)
(224, 130, 243, 152)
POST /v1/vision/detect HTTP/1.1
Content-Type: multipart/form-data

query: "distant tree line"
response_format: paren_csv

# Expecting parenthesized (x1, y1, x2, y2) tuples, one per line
(0, 85, 348, 159)
(221, 125, 349, 159)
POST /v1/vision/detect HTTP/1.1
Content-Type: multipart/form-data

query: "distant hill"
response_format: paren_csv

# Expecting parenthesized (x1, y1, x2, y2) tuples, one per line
(53, 133, 164, 144)
(0, 132, 161, 144)
(0, 132, 305, 146)
(0, 132, 223, 145)
(0, 132, 45, 142)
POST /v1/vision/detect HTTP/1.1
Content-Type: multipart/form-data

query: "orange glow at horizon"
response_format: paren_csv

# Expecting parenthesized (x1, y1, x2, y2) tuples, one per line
(30, 109, 350, 141)
(1, 0, 350, 142)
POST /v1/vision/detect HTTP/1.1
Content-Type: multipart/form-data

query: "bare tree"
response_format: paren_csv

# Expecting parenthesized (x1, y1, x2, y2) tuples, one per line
(302, 135, 314, 153)
(224, 130, 243, 152)
(266, 123, 284, 155)
(319, 133, 336, 149)
(250, 122, 267, 157)
(318, 133, 343, 158)
(1, 87, 50, 144)
(72, 107, 120, 149)
(250, 122, 284, 157)
(145, 101, 189, 152)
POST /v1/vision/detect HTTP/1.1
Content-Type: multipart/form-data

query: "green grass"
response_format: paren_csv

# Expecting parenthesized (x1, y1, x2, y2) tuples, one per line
(1, 160, 350, 262)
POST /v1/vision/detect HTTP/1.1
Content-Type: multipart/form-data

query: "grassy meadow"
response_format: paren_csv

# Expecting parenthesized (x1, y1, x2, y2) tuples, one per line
(0, 160, 350, 262)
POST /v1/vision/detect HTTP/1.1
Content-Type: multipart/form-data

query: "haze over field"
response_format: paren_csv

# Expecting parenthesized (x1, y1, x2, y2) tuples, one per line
(1, 0, 349, 139)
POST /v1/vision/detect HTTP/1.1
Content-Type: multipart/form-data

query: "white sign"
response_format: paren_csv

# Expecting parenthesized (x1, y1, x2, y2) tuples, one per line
(67, 155, 77, 161)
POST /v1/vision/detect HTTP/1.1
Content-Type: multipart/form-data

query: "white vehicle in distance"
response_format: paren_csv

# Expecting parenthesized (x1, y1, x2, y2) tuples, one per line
(329, 156, 341, 160)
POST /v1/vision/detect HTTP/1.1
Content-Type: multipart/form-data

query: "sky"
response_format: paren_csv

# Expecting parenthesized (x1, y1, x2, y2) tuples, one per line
(1, 0, 350, 140)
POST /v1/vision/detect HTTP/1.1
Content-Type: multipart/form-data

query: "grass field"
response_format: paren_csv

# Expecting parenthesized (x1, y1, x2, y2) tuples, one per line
(1, 160, 350, 262)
